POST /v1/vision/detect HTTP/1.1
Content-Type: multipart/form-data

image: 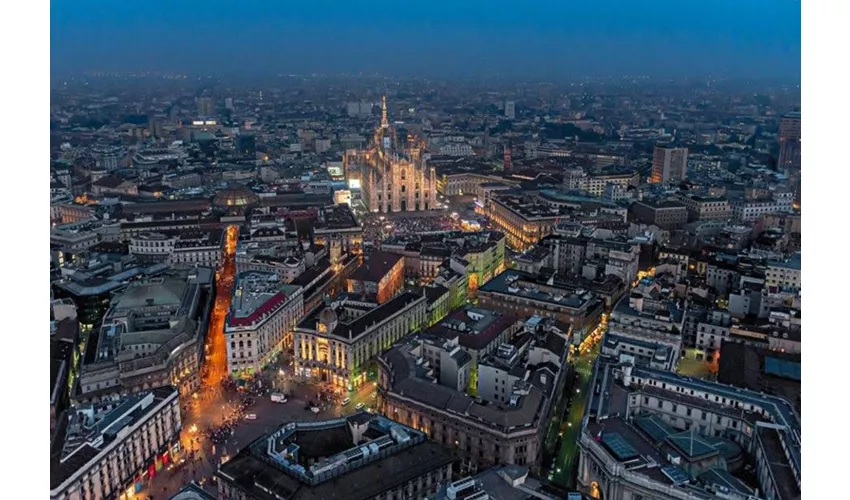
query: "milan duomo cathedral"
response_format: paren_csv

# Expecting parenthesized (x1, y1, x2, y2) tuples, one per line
(346, 96, 438, 213)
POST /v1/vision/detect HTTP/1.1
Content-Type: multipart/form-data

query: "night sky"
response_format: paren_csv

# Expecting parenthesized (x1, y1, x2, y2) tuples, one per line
(51, 0, 801, 80)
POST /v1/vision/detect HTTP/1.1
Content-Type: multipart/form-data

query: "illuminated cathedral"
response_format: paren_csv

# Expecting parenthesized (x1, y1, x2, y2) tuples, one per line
(347, 96, 438, 213)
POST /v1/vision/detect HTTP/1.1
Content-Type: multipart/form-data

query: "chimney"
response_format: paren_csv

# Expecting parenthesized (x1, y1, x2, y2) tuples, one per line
(622, 363, 633, 388)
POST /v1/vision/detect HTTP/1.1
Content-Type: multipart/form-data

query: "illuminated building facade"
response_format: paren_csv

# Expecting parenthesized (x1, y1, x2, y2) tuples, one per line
(50, 387, 182, 500)
(346, 251, 405, 304)
(225, 271, 304, 378)
(293, 292, 427, 389)
(487, 194, 568, 252)
(349, 96, 438, 213)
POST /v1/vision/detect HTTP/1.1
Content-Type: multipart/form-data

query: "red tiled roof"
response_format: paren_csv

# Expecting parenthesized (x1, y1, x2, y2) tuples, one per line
(228, 292, 286, 328)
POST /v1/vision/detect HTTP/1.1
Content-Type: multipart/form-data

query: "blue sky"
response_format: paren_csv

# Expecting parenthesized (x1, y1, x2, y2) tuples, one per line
(50, 0, 801, 79)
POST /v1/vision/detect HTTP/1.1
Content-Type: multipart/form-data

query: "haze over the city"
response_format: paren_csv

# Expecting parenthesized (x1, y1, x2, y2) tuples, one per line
(51, 0, 801, 80)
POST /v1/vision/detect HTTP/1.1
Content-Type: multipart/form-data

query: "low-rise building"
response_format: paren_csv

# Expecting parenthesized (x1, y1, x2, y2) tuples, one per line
(381, 230, 506, 290)
(765, 253, 801, 292)
(577, 358, 800, 500)
(225, 271, 305, 378)
(604, 278, 686, 372)
(294, 291, 428, 389)
(216, 413, 455, 500)
(50, 387, 182, 500)
(630, 200, 689, 230)
(347, 251, 405, 304)
(377, 323, 570, 474)
(478, 269, 605, 343)
(75, 267, 214, 404)
(675, 194, 732, 222)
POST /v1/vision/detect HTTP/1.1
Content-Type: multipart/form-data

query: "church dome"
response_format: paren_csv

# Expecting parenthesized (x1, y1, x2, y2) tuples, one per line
(213, 183, 260, 211)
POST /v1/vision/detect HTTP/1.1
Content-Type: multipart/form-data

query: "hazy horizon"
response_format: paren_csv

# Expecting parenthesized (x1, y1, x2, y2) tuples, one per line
(51, 0, 801, 80)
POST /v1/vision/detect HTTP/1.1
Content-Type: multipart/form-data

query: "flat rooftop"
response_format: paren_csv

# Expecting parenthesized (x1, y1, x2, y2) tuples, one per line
(426, 306, 519, 350)
(480, 269, 599, 311)
(349, 251, 402, 283)
(228, 271, 301, 329)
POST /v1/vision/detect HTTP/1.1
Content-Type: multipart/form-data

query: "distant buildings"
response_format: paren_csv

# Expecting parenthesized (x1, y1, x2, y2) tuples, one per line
(50, 387, 181, 500)
(777, 111, 801, 174)
(505, 100, 516, 120)
(225, 271, 304, 378)
(650, 145, 689, 184)
(217, 413, 455, 500)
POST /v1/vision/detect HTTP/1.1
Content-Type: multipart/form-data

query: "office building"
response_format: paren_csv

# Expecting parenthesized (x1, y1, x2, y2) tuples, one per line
(197, 96, 214, 117)
(377, 321, 570, 474)
(777, 111, 801, 173)
(603, 278, 686, 372)
(650, 145, 688, 184)
(346, 251, 405, 304)
(505, 101, 516, 120)
(478, 269, 605, 342)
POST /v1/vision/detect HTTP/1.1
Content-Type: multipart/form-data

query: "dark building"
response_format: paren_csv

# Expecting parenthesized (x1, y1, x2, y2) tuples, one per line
(236, 134, 257, 156)
(629, 200, 689, 230)
(216, 413, 455, 500)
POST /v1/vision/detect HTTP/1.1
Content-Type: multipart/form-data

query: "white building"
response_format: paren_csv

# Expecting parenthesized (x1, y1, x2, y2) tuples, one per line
(50, 387, 182, 500)
(766, 253, 801, 292)
(225, 271, 304, 378)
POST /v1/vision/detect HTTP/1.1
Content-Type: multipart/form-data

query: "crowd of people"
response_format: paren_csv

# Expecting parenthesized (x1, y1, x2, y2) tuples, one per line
(361, 213, 460, 244)
(204, 395, 255, 445)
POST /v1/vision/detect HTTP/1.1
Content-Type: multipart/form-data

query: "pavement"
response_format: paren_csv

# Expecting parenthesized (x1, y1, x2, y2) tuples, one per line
(549, 329, 604, 488)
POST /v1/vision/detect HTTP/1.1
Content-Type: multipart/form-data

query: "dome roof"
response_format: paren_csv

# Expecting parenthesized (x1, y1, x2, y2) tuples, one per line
(318, 307, 339, 332)
(213, 184, 260, 209)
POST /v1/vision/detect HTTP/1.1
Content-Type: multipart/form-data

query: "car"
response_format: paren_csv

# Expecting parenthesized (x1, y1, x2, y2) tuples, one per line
(355, 402, 365, 410)
(245, 414, 257, 420)
(341, 397, 351, 406)
(310, 406, 320, 414)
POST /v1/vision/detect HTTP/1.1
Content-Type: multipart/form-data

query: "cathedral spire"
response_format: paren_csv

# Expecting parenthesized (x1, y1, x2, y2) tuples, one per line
(381, 95, 389, 129)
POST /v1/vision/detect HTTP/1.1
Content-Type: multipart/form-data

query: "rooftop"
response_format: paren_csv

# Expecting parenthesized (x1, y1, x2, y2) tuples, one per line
(380, 337, 551, 432)
(480, 269, 600, 311)
(298, 291, 425, 341)
(426, 306, 519, 351)
(227, 271, 301, 330)
(217, 413, 454, 500)
(50, 387, 178, 491)
(349, 251, 402, 283)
